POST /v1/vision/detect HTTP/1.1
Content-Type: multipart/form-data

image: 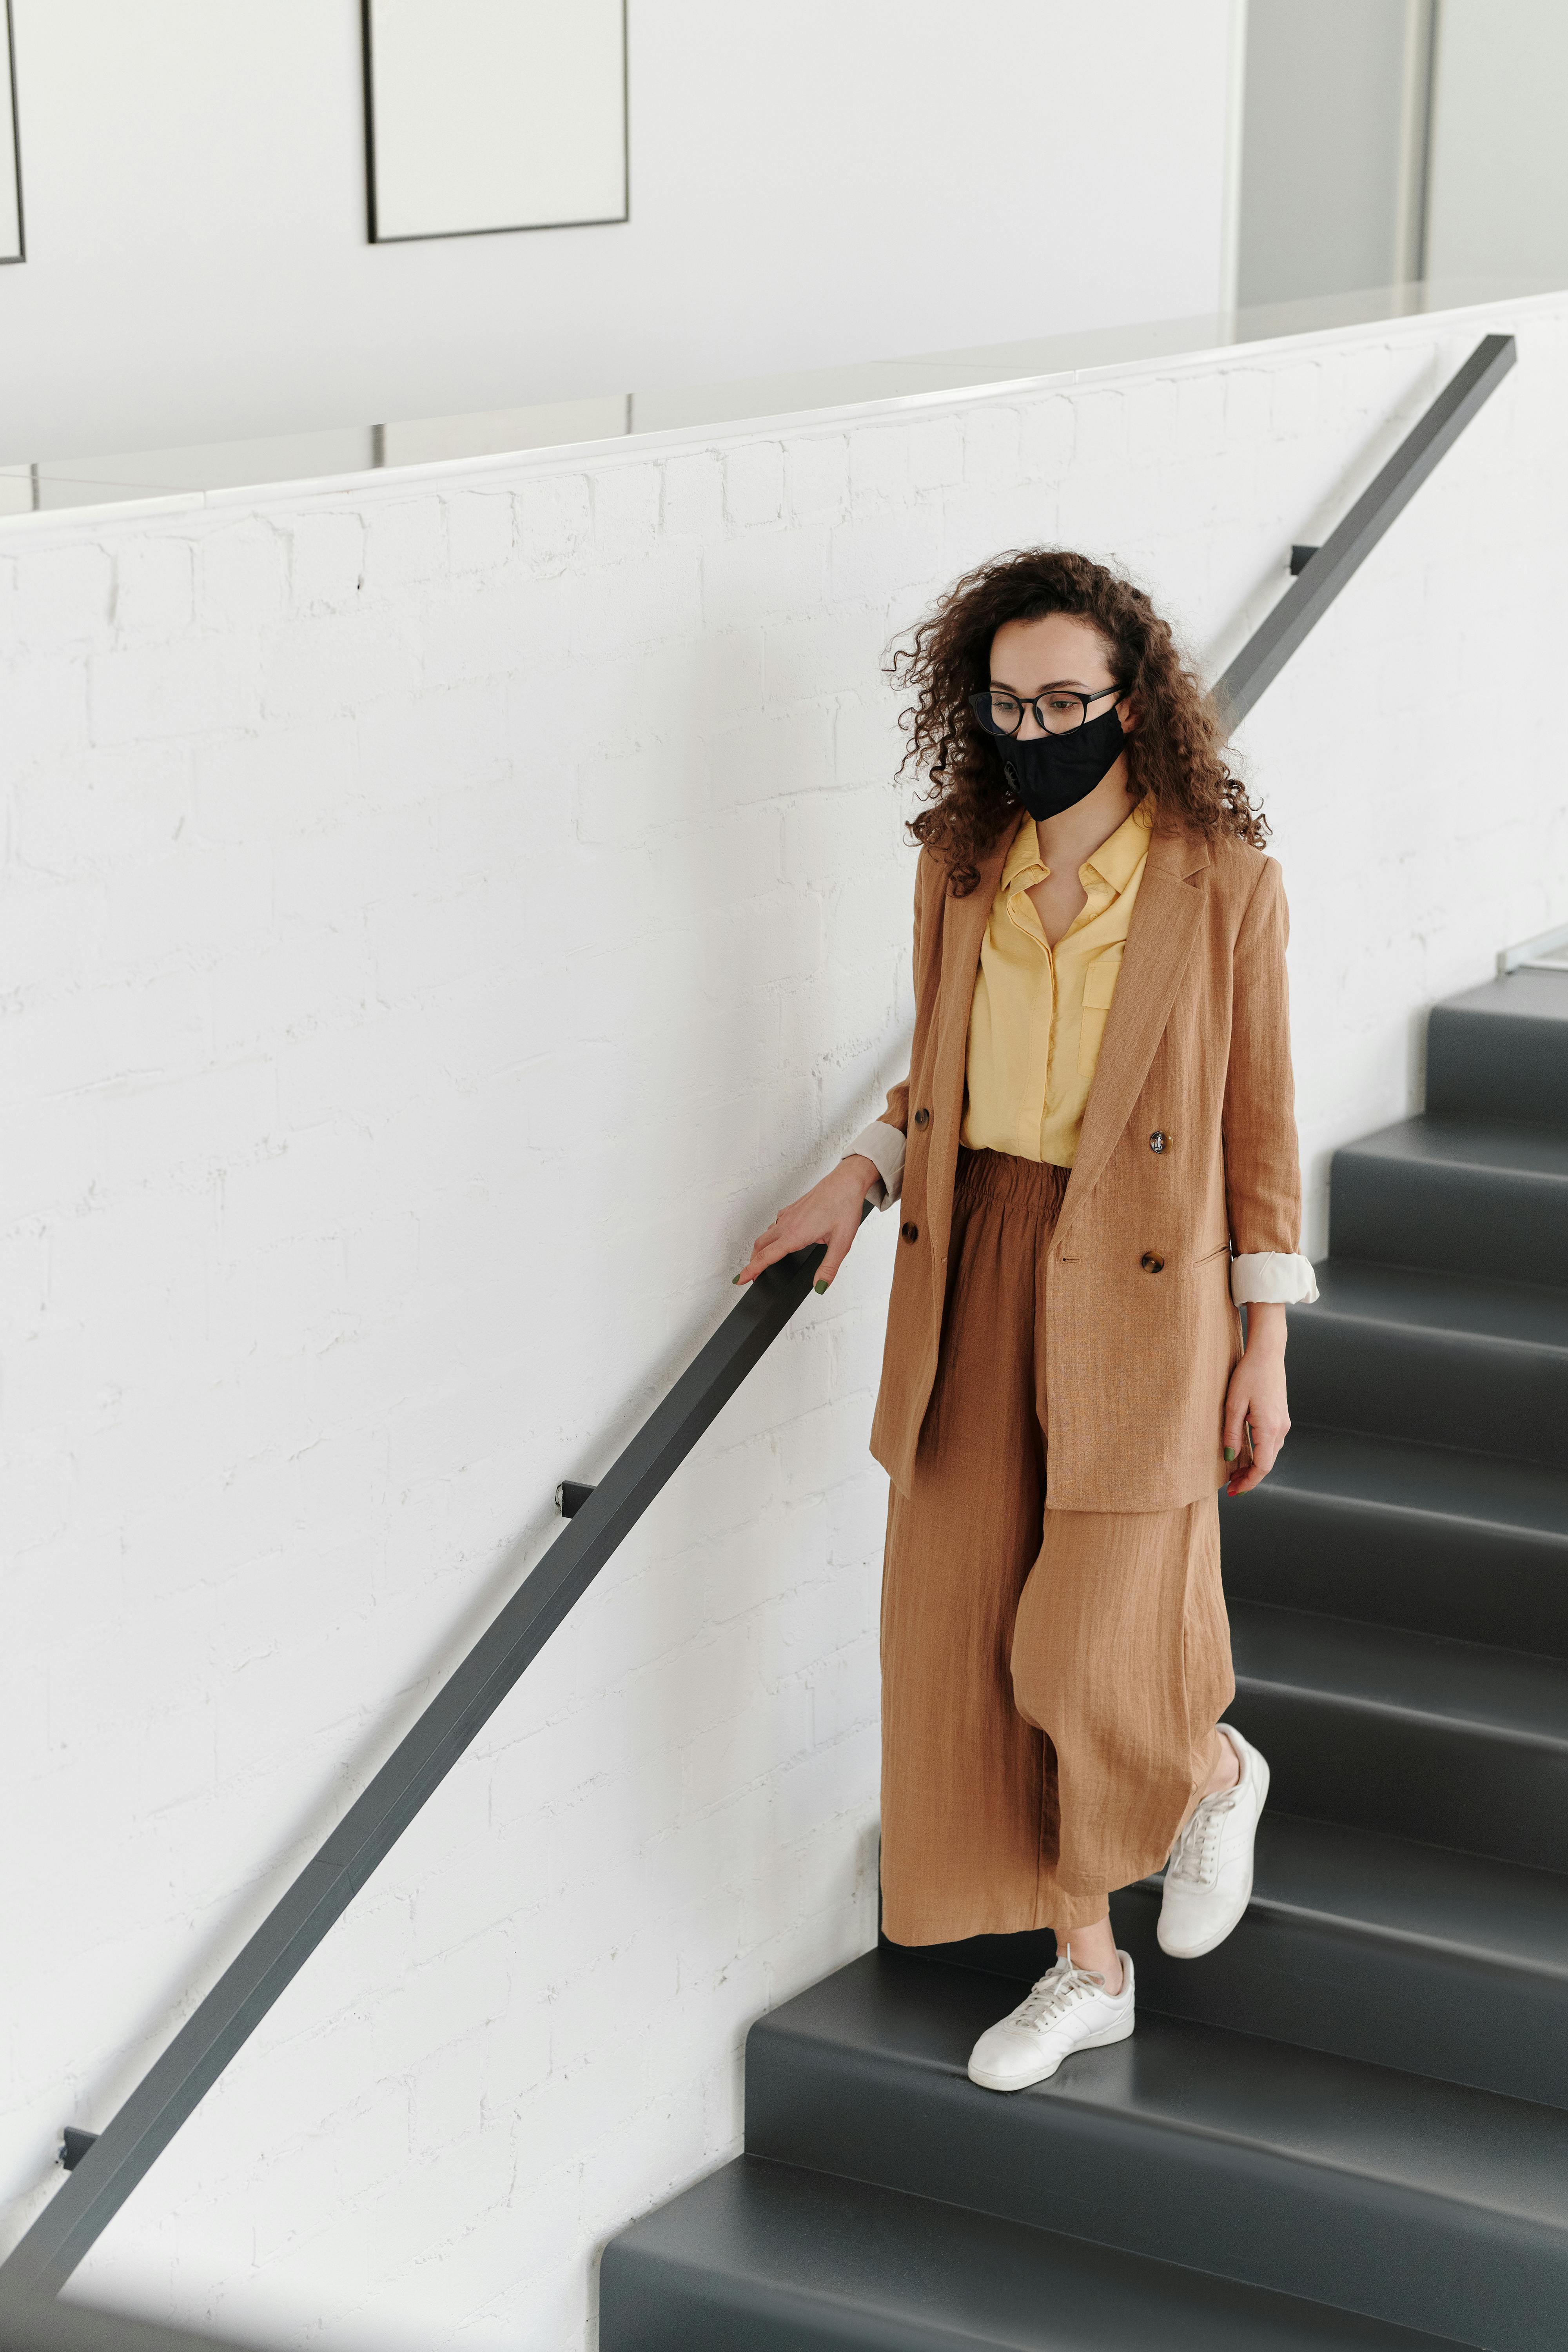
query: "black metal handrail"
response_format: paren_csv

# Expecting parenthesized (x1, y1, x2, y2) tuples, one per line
(0, 1225, 848, 2294)
(1, 329, 1515, 2299)
(1214, 332, 1515, 730)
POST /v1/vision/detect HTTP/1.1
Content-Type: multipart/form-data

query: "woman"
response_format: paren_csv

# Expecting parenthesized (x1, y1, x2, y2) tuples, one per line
(736, 550, 1317, 2092)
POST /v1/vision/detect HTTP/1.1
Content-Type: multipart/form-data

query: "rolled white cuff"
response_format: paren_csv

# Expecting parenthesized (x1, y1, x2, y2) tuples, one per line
(844, 1119, 907, 1210)
(1231, 1251, 1319, 1306)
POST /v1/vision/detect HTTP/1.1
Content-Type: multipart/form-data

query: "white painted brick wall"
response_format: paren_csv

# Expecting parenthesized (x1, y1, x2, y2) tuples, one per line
(4, 292, 1568, 2352)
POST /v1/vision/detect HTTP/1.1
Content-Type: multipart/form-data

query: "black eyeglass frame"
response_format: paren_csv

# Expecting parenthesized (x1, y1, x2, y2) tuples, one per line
(969, 682, 1126, 737)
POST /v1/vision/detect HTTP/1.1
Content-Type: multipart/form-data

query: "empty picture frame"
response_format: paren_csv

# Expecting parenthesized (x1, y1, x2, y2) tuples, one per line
(363, 0, 628, 243)
(0, 0, 23, 263)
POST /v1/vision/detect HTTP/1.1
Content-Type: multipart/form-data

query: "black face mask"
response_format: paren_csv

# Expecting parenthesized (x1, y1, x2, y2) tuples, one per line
(1000, 701, 1126, 822)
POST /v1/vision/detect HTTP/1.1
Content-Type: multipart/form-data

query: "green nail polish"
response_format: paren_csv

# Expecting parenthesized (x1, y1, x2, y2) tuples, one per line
(1224, 1445, 1236, 1461)
(733, 1274, 744, 1284)
(814, 1278, 828, 1294)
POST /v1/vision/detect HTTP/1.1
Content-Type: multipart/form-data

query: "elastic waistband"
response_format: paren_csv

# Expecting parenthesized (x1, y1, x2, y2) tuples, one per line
(953, 1145, 1071, 1214)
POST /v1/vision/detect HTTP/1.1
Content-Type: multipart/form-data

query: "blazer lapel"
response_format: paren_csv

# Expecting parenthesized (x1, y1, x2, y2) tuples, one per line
(1054, 821, 1210, 1250)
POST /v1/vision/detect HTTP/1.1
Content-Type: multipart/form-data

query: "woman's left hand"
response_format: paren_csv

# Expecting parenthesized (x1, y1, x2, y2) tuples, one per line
(1223, 1300, 1290, 1496)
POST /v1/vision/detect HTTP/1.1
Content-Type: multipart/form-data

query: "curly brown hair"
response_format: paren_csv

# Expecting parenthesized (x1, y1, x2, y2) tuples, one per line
(887, 549, 1269, 895)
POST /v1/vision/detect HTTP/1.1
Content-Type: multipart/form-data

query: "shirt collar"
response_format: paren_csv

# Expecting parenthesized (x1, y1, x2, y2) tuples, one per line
(1002, 796, 1154, 896)
(1085, 797, 1154, 891)
(1000, 817, 1044, 893)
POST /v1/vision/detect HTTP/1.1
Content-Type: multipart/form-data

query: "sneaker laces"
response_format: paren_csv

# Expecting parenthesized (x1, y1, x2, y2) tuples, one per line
(1012, 1957, 1109, 2031)
(1167, 1788, 1236, 1887)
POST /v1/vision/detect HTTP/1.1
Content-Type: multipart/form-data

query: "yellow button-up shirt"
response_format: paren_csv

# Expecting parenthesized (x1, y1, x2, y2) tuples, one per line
(961, 798, 1154, 1168)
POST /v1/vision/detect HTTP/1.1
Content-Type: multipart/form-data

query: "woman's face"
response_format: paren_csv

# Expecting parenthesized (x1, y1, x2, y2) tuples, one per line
(987, 612, 1130, 738)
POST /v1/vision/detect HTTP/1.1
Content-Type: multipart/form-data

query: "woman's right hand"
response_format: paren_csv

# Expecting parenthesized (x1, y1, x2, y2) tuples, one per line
(734, 1154, 881, 1294)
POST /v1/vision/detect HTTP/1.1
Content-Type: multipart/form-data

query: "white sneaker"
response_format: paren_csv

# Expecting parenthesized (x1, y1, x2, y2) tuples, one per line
(1156, 1722, 1270, 1959)
(966, 1948, 1136, 2093)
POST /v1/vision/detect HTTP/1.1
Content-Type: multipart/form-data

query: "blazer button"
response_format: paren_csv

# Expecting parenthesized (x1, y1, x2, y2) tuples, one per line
(1149, 1130, 1169, 1153)
(1140, 1251, 1165, 1273)
(901, 1221, 920, 1244)
(913, 1108, 930, 1129)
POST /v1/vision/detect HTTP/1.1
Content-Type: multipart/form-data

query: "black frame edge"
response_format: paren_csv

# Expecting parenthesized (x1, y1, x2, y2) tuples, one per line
(359, 0, 378, 246)
(2, 0, 24, 265)
(361, 0, 629, 248)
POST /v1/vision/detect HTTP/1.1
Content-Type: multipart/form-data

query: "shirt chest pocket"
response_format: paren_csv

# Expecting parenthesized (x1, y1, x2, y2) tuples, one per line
(1076, 946, 1125, 1076)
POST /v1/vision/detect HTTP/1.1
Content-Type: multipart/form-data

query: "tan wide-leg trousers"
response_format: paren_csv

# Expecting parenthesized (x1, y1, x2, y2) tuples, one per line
(880, 1147, 1234, 1945)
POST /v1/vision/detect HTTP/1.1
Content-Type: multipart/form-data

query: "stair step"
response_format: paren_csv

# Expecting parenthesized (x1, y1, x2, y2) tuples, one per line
(745, 1949, 1568, 2350)
(1327, 1114, 1568, 1286)
(1426, 970, 1568, 1128)
(601, 2153, 1472, 2350)
(1229, 1598, 1568, 1871)
(1287, 1258, 1568, 1464)
(909, 1812, 1568, 2112)
(1220, 1424, 1568, 1657)
(1118, 1810, 1568, 2107)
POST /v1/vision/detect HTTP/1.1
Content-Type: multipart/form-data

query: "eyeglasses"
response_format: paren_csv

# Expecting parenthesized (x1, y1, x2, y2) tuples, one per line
(969, 683, 1125, 737)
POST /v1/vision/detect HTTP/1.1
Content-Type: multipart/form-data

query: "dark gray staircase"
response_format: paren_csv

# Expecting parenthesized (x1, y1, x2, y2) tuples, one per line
(601, 2154, 1468, 2351)
(601, 970, 1568, 2351)
(1219, 1423, 1568, 1653)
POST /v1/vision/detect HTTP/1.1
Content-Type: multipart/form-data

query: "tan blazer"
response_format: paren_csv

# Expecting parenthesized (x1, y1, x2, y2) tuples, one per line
(868, 811, 1304, 1513)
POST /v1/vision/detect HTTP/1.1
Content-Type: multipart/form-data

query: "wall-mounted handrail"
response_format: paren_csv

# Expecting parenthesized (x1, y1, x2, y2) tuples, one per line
(0, 329, 1515, 2299)
(1214, 332, 1515, 732)
(0, 1223, 848, 2295)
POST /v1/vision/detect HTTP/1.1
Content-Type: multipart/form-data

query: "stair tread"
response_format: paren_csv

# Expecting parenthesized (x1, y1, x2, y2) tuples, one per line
(1338, 1116, 1568, 1181)
(1152, 1808, 1568, 1982)
(1253, 1422, 1568, 1539)
(1307, 1257, 1568, 1349)
(1232, 1598, 1568, 1744)
(608, 2154, 1470, 2350)
(960, 1814, 1568, 1991)
(757, 1950, 1568, 2232)
(1437, 970, 1568, 1029)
